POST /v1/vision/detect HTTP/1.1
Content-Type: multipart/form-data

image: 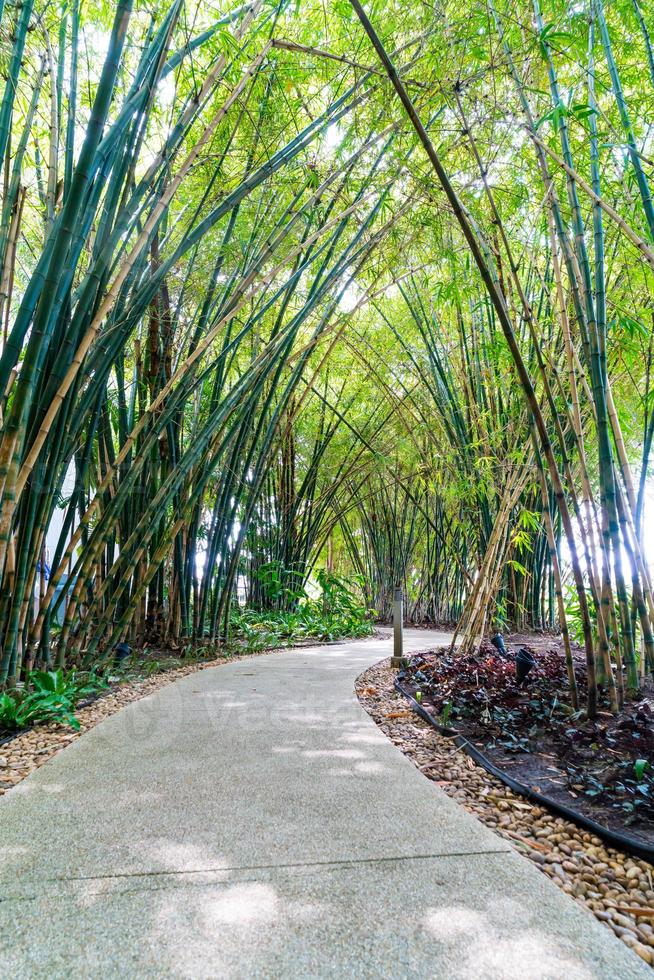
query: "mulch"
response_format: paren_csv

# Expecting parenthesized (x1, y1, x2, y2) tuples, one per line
(399, 634, 654, 846)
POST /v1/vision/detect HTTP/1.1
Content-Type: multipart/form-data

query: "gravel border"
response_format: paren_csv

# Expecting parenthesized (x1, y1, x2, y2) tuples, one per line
(5, 643, 652, 971)
(356, 658, 654, 970)
(0, 629, 374, 795)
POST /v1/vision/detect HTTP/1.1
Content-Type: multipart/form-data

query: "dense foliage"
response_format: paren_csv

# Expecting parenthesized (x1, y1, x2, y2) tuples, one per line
(0, 0, 652, 721)
(228, 566, 373, 649)
(0, 668, 106, 731)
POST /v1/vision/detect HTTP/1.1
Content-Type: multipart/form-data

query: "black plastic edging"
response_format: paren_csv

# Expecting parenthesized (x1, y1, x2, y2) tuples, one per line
(394, 678, 654, 864)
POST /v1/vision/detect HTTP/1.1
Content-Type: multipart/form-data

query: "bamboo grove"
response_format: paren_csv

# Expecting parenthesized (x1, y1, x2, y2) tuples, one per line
(0, 0, 653, 719)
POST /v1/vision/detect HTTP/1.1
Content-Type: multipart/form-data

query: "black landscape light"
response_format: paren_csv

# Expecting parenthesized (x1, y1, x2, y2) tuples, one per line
(515, 647, 536, 684)
(491, 633, 507, 656)
(115, 641, 132, 664)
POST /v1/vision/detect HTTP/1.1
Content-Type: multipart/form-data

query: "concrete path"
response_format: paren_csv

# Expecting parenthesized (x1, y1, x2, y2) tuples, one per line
(0, 629, 648, 979)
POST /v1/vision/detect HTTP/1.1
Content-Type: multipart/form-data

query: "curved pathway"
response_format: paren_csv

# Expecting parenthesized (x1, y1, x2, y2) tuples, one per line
(0, 629, 648, 978)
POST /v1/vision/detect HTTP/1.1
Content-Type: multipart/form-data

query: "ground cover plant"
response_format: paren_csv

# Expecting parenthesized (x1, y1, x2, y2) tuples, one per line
(0, 568, 371, 734)
(357, 659, 654, 969)
(2, 8, 654, 974)
(0, 668, 107, 734)
(401, 639, 654, 843)
(230, 569, 374, 649)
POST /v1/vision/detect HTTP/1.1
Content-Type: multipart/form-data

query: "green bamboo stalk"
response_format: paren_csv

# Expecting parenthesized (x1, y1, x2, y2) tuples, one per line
(349, 0, 599, 715)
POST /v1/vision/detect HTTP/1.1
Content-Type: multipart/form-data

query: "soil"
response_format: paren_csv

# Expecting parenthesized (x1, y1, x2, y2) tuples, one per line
(399, 634, 654, 847)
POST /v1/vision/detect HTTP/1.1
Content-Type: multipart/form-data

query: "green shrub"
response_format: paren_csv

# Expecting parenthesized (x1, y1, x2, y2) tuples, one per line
(229, 570, 374, 652)
(0, 669, 107, 733)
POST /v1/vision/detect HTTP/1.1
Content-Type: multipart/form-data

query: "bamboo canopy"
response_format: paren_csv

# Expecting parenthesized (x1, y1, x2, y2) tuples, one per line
(0, 0, 653, 719)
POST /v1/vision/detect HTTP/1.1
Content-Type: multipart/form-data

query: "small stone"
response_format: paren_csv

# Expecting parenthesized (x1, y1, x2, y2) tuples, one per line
(356, 659, 654, 969)
(611, 912, 637, 930)
(633, 943, 653, 965)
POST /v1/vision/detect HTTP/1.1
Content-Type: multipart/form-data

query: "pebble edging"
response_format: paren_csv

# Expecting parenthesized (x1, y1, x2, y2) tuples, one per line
(0, 633, 370, 795)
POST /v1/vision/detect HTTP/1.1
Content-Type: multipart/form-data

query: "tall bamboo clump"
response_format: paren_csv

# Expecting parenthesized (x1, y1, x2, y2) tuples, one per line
(347, 0, 654, 716)
(0, 0, 424, 680)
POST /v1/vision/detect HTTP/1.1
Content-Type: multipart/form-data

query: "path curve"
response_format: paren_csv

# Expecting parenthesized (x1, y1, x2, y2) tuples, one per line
(0, 629, 648, 978)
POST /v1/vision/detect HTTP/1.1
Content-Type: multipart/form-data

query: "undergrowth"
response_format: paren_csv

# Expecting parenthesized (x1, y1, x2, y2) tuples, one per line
(227, 570, 375, 651)
(0, 669, 108, 734)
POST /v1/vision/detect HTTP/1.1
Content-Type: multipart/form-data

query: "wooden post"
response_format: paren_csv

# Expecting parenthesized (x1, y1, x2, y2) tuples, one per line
(391, 586, 403, 668)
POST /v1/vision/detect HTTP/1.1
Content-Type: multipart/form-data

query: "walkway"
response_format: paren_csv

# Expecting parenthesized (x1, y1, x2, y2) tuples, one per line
(0, 630, 648, 978)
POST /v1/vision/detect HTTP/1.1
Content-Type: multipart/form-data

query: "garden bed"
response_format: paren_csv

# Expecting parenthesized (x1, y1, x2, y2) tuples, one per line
(398, 635, 654, 848)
